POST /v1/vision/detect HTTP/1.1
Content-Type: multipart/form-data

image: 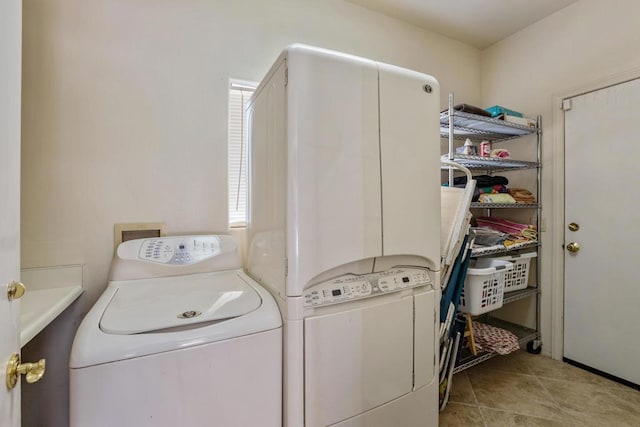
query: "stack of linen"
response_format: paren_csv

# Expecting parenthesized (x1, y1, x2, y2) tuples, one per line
(473, 217, 537, 248)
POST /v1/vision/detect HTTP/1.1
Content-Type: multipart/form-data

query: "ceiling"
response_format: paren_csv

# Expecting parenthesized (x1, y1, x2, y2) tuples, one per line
(346, 0, 579, 49)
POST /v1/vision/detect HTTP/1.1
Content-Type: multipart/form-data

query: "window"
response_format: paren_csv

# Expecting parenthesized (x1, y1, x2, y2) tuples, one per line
(228, 80, 256, 227)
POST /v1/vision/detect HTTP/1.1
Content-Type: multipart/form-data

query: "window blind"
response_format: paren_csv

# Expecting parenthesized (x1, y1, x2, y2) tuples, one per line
(228, 82, 256, 227)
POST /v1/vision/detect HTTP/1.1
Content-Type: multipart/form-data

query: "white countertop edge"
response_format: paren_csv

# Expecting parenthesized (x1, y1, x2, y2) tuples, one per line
(20, 286, 84, 348)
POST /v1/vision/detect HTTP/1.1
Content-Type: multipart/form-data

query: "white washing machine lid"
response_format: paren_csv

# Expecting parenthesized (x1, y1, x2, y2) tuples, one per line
(100, 271, 262, 334)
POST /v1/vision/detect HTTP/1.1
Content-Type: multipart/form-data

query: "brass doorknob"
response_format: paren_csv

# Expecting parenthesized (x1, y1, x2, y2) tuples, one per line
(567, 242, 580, 253)
(6, 353, 46, 390)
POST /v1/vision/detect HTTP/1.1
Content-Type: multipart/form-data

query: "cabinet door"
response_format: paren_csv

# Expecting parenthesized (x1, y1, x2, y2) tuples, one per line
(286, 49, 382, 296)
(378, 64, 440, 268)
(0, 0, 22, 425)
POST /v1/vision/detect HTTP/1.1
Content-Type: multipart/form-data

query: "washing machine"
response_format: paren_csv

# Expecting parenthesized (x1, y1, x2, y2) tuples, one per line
(69, 235, 282, 427)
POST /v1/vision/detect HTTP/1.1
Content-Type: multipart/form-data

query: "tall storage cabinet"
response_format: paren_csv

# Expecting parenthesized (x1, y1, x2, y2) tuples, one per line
(441, 94, 542, 372)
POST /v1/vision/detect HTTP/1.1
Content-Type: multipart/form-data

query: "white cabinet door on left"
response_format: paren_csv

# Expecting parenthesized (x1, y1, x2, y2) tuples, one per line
(1, 0, 23, 425)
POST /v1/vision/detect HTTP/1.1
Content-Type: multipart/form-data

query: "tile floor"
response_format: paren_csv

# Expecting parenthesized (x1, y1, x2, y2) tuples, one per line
(439, 350, 640, 426)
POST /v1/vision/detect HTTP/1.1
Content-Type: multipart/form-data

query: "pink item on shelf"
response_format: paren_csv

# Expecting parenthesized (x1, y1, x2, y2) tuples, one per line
(476, 217, 537, 240)
(490, 148, 510, 158)
(480, 141, 491, 157)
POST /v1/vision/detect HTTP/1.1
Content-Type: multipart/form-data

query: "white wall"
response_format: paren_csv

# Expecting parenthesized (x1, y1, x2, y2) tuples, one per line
(480, 0, 640, 358)
(20, 1, 480, 425)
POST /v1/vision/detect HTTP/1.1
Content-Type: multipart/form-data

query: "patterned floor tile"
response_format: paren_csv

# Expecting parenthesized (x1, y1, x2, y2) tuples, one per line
(466, 366, 566, 421)
(538, 376, 640, 427)
(440, 351, 640, 427)
(449, 372, 476, 405)
(480, 407, 569, 427)
(439, 402, 485, 427)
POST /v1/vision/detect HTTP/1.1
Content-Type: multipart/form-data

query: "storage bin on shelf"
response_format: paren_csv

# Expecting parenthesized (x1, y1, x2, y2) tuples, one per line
(494, 251, 537, 292)
(458, 259, 513, 316)
(485, 105, 523, 118)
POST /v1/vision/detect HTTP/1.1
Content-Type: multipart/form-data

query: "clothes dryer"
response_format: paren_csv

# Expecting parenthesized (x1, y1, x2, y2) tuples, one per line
(247, 45, 441, 427)
(69, 235, 282, 427)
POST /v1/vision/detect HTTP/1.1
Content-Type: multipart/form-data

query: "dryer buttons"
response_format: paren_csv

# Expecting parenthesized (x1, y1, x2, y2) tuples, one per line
(303, 268, 431, 307)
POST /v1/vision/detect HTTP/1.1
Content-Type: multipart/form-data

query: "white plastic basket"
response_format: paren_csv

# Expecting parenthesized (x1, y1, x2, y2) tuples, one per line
(494, 251, 537, 293)
(458, 259, 513, 315)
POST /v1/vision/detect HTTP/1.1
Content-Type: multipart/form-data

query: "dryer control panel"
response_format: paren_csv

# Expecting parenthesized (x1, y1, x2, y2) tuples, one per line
(303, 267, 431, 307)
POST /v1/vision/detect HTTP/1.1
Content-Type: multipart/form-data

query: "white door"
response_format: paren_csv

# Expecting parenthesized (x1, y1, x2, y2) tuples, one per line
(1, 0, 22, 425)
(564, 77, 640, 386)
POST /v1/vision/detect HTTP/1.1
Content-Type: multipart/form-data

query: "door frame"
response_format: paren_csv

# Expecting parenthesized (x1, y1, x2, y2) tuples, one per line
(550, 66, 640, 360)
(1, 0, 22, 425)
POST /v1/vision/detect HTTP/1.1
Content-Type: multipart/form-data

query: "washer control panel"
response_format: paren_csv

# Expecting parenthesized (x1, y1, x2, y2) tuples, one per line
(138, 236, 221, 265)
(303, 267, 431, 307)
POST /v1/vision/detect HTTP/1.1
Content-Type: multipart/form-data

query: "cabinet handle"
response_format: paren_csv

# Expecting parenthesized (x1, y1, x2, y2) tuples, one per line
(6, 281, 26, 300)
(6, 353, 46, 390)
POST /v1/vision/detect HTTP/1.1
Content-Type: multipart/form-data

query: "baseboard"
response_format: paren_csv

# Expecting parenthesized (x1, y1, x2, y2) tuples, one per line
(563, 358, 639, 391)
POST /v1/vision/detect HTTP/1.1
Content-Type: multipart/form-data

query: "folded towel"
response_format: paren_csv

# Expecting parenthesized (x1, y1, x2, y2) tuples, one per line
(469, 185, 509, 202)
(451, 103, 493, 117)
(454, 174, 509, 187)
(472, 227, 509, 246)
(476, 217, 537, 240)
(509, 188, 536, 203)
(478, 185, 509, 195)
(477, 193, 516, 204)
(504, 237, 534, 246)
